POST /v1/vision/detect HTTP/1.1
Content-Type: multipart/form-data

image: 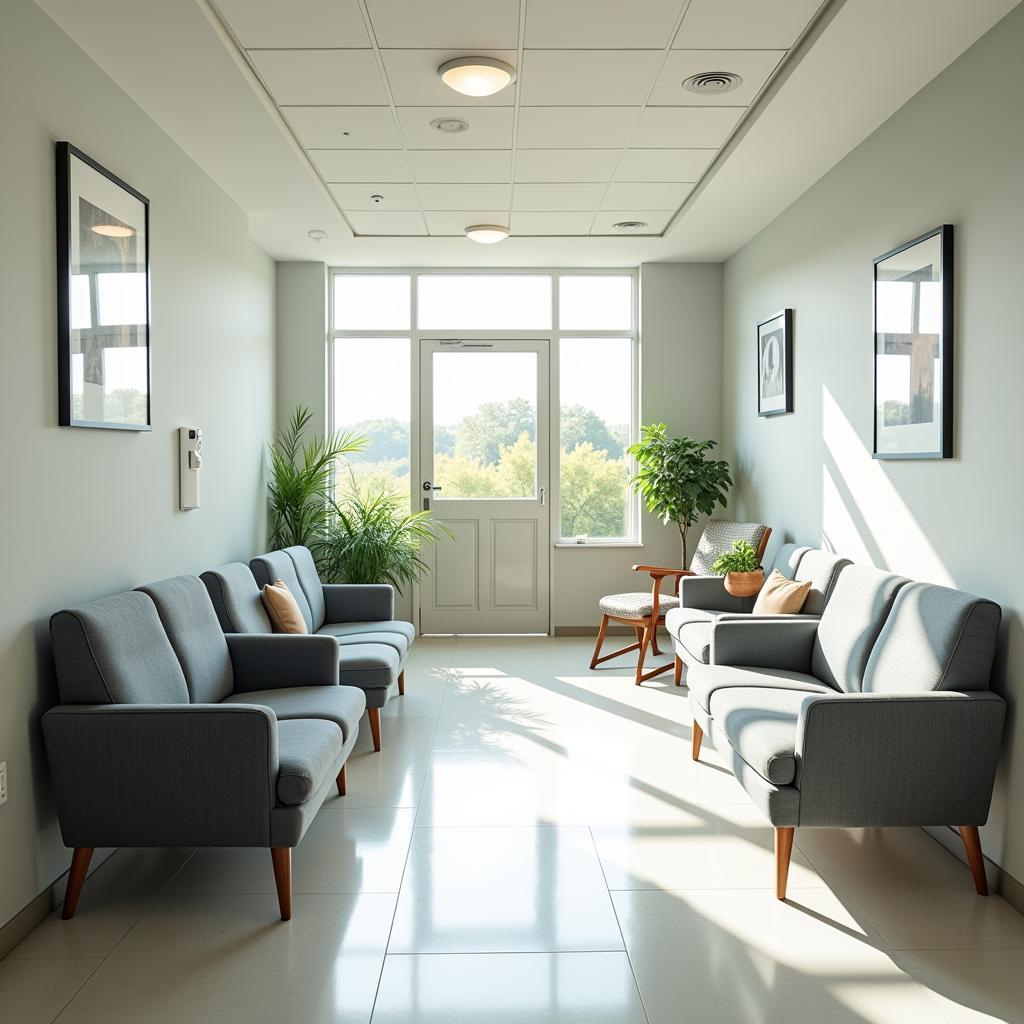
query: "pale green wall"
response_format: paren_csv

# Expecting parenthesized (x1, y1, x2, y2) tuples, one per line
(0, 0, 276, 929)
(721, 5, 1024, 882)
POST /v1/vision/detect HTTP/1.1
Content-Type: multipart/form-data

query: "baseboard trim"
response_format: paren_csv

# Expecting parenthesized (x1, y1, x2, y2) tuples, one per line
(923, 824, 1024, 914)
(0, 887, 55, 961)
(554, 625, 669, 637)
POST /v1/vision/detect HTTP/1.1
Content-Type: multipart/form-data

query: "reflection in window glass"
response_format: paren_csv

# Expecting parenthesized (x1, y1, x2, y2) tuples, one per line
(432, 351, 537, 499)
(559, 275, 632, 331)
(97, 272, 146, 326)
(559, 338, 633, 540)
(418, 275, 551, 330)
(334, 275, 410, 330)
(333, 338, 411, 505)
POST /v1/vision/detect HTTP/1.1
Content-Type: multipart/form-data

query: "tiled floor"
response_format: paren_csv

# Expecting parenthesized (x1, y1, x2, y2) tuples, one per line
(4, 636, 1024, 1023)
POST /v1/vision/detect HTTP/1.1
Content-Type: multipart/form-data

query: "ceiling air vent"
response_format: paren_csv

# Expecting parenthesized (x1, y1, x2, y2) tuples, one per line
(430, 116, 470, 134)
(682, 71, 743, 95)
(612, 221, 648, 231)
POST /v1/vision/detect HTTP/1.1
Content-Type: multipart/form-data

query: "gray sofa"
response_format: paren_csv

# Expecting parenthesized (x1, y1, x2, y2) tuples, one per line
(201, 545, 412, 752)
(666, 543, 850, 679)
(44, 575, 365, 921)
(688, 565, 1006, 899)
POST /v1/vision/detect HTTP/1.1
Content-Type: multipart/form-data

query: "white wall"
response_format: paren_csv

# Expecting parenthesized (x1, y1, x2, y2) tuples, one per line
(0, 0, 275, 931)
(721, 4, 1024, 886)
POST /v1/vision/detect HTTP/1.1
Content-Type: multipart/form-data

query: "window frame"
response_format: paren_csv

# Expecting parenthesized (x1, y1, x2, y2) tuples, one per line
(328, 267, 640, 547)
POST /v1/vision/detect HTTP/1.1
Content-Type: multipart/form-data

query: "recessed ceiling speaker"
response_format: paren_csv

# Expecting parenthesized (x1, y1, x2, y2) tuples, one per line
(611, 221, 648, 231)
(430, 116, 470, 134)
(682, 71, 743, 95)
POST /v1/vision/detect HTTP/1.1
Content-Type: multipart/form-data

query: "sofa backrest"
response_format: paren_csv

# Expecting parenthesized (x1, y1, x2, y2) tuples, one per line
(284, 546, 326, 631)
(771, 544, 810, 578)
(139, 576, 234, 704)
(250, 550, 315, 632)
(794, 551, 852, 616)
(863, 582, 1001, 693)
(50, 591, 189, 705)
(200, 563, 273, 633)
(811, 566, 908, 692)
(690, 521, 770, 575)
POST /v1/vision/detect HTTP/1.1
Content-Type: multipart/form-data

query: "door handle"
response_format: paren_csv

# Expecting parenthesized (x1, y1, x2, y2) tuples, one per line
(422, 481, 443, 492)
(540, 486, 546, 506)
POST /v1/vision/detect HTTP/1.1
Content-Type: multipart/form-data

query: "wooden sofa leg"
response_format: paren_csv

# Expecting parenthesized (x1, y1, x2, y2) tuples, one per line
(368, 707, 382, 752)
(336, 764, 347, 797)
(590, 615, 610, 669)
(959, 825, 989, 895)
(62, 847, 94, 920)
(674, 655, 683, 687)
(270, 848, 292, 921)
(691, 721, 703, 761)
(775, 827, 795, 900)
(398, 670, 405, 696)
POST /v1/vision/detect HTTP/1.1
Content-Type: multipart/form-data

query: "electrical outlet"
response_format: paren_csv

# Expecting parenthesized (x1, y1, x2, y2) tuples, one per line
(0, 762, 7, 805)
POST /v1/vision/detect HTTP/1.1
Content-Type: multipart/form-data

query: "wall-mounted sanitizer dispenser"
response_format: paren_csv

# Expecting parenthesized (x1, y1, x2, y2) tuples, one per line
(179, 427, 202, 511)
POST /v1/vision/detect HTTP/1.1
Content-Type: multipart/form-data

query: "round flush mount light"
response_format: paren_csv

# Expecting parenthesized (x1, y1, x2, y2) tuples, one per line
(308, 229, 328, 242)
(430, 116, 470, 134)
(465, 224, 509, 244)
(683, 71, 743, 95)
(91, 224, 134, 238)
(611, 220, 648, 231)
(439, 57, 516, 97)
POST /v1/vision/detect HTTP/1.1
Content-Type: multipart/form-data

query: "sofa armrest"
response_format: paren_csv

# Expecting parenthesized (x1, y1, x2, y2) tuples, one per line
(323, 583, 394, 624)
(678, 575, 750, 613)
(42, 704, 278, 848)
(710, 617, 819, 672)
(795, 691, 1007, 827)
(225, 633, 339, 691)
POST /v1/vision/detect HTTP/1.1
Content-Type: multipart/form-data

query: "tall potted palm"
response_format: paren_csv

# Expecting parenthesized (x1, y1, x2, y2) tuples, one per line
(628, 424, 732, 567)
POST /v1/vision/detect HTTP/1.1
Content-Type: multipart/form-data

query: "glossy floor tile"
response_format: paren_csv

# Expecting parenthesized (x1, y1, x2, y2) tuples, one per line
(0, 956, 101, 1024)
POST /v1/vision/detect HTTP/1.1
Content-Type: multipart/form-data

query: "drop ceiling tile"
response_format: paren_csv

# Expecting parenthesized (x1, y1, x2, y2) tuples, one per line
(512, 183, 606, 212)
(398, 107, 513, 149)
(214, 0, 370, 48)
(674, 0, 824, 49)
(517, 107, 637, 149)
(417, 184, 511, 210)
(650, 50, 785, 106)
(249, 49, 387, 105)
(329, 183, 420, 210)
(424, 211, 508, 236)
(347, 210, 427, 235)
(520, 50, 662, 107)
(409, 150, 512, 183)
(366, 0, 519, 48)
(309, 149, 412, 182)
(510, 212, 595, 236)
(381, 50, 517, 107)
(631, 106, 743, 148)
(282, 106, 401, 149)
(591, 210, 673, 234)
(525, 0, 685, 48)
(601, 182, 692, 209)
(614, 148, 714, 181)
(514, 149, 621, 183)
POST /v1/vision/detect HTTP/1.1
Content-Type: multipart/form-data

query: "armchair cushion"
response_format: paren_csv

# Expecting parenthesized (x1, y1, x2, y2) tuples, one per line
(223, 683, 367, 741)
(201, 563, 273, 634)
(690, 521, 769, 575)
(676, 621, 712, 664)
(225, 633, 339, 692)
(323, 583, 395, 625)
(599, 592, 680, 618)
(709, 686, 806, 785)
(276, 719, 344, 806)
(688, 663, 831, 714)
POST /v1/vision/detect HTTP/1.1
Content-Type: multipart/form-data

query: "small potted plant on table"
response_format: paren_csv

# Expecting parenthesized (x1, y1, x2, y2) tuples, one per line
(712, 539, 765, 597)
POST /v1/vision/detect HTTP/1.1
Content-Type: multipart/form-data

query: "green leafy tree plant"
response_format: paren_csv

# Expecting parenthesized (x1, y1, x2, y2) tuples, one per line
(268, 406, 367, 563)
(628, 424, 733, 567)
(711, 540, 760, 575)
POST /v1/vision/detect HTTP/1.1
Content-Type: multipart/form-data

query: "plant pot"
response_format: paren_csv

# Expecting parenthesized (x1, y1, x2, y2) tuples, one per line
(724, 569, 764, 598)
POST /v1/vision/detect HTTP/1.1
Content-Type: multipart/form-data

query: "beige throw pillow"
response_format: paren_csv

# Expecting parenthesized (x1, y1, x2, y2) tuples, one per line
(261, 579, 308, 634)
(751, 570, 812, 615)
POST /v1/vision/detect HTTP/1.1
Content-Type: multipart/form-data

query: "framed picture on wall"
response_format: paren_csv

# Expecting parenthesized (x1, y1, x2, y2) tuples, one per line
(56, 141, 151, 430)
(873, 224, 953, 459)
(757, 309, 793, 416)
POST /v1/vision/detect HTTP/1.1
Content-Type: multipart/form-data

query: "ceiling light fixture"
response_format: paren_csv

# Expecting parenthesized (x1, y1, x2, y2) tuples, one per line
(439, 57, 516, 97)
(91, 224, 134, 238)
(465, 224, 509, 244)
(430, 116, 470, 134)
(683, 71, 743, 95)
(612, 221, 648, 231)
(308, 229, 328, 241)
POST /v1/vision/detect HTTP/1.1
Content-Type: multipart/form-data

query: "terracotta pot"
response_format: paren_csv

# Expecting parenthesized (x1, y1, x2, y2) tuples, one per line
(724, 569, 765, 598)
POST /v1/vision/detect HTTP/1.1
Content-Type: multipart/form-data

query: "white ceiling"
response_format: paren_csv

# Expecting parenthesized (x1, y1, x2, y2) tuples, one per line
(214, 0, 820, 239)
(33, 0, 1022, 265)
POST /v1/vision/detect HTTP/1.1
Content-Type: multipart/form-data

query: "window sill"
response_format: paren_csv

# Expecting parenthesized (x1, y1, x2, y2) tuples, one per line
(554, 541, 643, 549)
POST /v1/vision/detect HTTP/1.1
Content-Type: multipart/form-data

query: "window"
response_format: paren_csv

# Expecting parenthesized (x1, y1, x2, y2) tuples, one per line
(559, 275, 632, 331)
(418, 274, 551, 330)
(334, 274, 410, 330)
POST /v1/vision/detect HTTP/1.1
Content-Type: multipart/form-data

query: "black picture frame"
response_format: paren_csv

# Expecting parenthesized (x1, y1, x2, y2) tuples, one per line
(56, 141, 151, 430)
(872, 224, 953, 459)
(757, 309, 793, 417)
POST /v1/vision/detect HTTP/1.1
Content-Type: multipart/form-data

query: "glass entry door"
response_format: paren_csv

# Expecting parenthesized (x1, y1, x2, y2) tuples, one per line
(419, 339, 550, 634)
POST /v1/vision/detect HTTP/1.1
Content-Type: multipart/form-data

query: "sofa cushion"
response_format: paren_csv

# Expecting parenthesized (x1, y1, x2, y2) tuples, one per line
(752, 571, 812, 615)
(316, 621, 413, 658)
(261, 580, 309, 634)
(770, 544, 810, 578)
(251, 551, 315, 632)
(224, 684, 367, 742)
(201, 563, 273, 633)
(811, 566, 907, 693)
(794, 551, 851, 616)
(285, 546, 327, 632)
(50, 592, 190, 705)
(138, 576, 233, 704)
(688, 663, 832, 714)
(276, 719, 344, 806)
(863, 583, 1001, 694)
(677, 621, 712, 664)
(665, 606, 718, 639)
(710, 686, 808, 786)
